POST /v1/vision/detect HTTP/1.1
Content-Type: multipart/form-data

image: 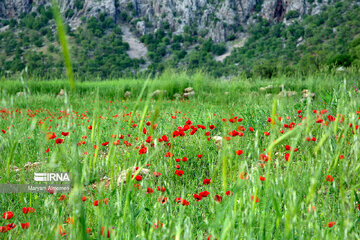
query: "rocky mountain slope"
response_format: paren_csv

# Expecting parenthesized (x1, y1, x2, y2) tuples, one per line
(1, 0, 328, 42)
(1, 0, 360, 78)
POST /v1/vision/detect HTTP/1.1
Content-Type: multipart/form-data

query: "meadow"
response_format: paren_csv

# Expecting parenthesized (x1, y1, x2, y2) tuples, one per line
(1, 71, 360, 239)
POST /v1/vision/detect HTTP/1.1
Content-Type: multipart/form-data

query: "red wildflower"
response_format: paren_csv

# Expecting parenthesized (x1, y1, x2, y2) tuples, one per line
(181, 199, 189, 206)
(82, 196, 88, 202)
(174, 170, 184, 176)
(61, 132, 69, 136)
(199, 191, 210, 197)
(55, 138, 64, 144)
(182, 157, 188, 162)
(46, 132, 56, 140)
(101, 142, 109, 146)
(249, 127, 254, 132)
(203, 179, 211, 185)
(21, 222, 30, 229)
(22, 207, 35, 214)
(93, 200, 99, 206)
(209, 125, 215, 130)
(198, 154, 203, 159)
(214, 195, 223, 202)
(328, 222, 335, 228)
(285, 153, 290, 162)
(146, 188, 154, 194)
(1, 130, 6, 134)
(135, 175, 143, 181)
(250, 195, 259, 203)
(153, 222, 163, 229)
(153, 172, 161, 177)
(2, 212, 13, 220)
(285, 145, 291, 150)
(240, 172, 249, 180)
(259, 176, 266, 181)
(58, 195, 67, 201)
(157, 186, 166, 192)
(158, 197, 167, 204)
(236, 149, 243, 155)
(193, 194, 203, 201)
(326, 175, 333, 182)
(225, 191, 233, 196)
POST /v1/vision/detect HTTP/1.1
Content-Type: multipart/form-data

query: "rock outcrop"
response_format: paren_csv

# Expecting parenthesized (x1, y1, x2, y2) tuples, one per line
(0, 0, 330, 42)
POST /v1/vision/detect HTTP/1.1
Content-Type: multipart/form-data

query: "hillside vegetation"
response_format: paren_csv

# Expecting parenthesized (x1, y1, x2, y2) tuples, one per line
(1, 0, 360, 78)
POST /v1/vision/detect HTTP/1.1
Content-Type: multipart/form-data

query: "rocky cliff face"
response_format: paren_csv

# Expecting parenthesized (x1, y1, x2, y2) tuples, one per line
(0, 0, 328, 42)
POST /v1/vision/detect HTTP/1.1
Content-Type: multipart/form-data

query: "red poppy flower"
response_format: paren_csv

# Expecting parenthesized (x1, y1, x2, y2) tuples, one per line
(6, 223, 16, 230)
(65, 217, 74, 224)
(1, 129, 6, 134)
(182, 157, 188, 162)
(157, 186, 166, 192)
(236, 150, 243, 155)
(86, 228, 91, 233)
(174, 170, 184, 176)
(198, 154, 203, 159)
(61, 132, 69, 136)
(22, 207, 35, 214)
(153, 172, 161, 177)
(203, 179, 211, 185)
(326, 175, 333, 182)
(311, 137, 316, 141)
(181, 199, 189, 206)
(82, 196, 88, 202)
(327, 222, 335, 228)
(103, 198, 109, 205)
(259, 176, 266, 181)
(193, 194, 203, 201)
(209, 125, 215, 130)
(2, 211, 13, 220)
(285, 145, 291, 150)
(58, 195, 67, 201)
(146, 188, 154, 194)
(153, 222, 163, 229)
(225, 191, 233, 196)
(285, 153, 290, 162)
(339, 155, 344, 159)
(249, 127, 254, 132)
(21, 222, 30, 229)
(214, 195, 223, 202)
(93, 200, 99, 206)
(158, 197, 167, 204)
(88, 125, 92, 130)
(100, 227, 112, 238)
(135, 175, 143, 181)
(45, 148, 50, 153)
(132, 124, 137, 128)
(101, 142, 109, 146)
(240, 172, 249, 180)
(46, 132, 57, 140)
(199, 191, 210, 197)
(55, 138, 64, 144)
(250, 195, 259, 203)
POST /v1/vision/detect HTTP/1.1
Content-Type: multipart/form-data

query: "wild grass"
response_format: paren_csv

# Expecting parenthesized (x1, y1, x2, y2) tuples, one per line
(0, 72, 360, 239)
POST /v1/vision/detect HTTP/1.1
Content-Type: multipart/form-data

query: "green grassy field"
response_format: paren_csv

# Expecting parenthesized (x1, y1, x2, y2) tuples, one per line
(1, 73, 360, 239)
